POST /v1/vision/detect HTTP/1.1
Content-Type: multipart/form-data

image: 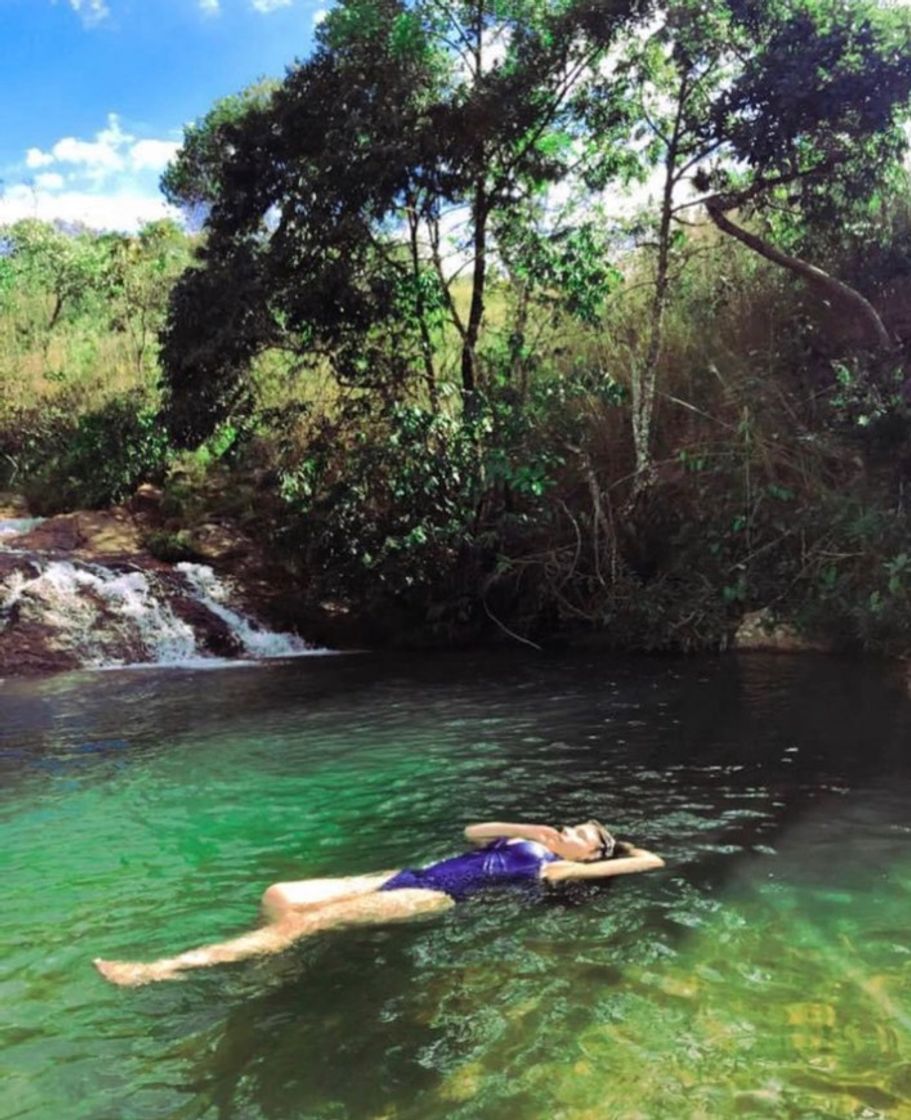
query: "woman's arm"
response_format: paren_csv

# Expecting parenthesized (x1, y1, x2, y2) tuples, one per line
(541, 846, 665, 882)
(464, 821, 561, 846)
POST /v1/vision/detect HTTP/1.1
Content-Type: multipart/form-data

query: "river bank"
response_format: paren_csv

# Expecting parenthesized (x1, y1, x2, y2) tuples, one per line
(4, 484, 895, 680)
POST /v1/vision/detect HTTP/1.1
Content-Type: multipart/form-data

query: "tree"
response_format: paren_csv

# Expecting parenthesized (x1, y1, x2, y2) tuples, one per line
(102, 219, 192, 375)
(160, 0, 643, 444)
(160, 81, 278, 227)
(592, 0, 911, 488)
(694, 0, 911, 353)
(589, 0, 744, 488)
(0, 219, 108, 337)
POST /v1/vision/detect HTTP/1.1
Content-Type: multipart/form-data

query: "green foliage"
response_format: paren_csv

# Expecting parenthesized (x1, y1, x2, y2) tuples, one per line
(160, 243, 270, 446)
(4, 0, 911, 662)
(685, 0, 911, 274)
(0, 220, 110, 334)
(277, 401, 481, 605)
(0, 218, 194, 513)
(828, 357, 910, 439)
(19, 396, 170, 515)
(160, 81, 279, 216)
(497, 215, 623, 326)
(0, 218, 192, 418)
(143, 529, 202, 564)
(788, 497, 911, 653)
(158, 0, 644, 441)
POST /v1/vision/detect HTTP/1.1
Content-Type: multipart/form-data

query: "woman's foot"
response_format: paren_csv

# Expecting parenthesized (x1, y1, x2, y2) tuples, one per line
(93, 958, 183, 986)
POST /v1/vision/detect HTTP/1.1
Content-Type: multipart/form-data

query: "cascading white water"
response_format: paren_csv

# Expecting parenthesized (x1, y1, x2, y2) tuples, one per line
(0, 547, 328, 670)
(1, 561, 201, 667)
(176, 562, 312, 658)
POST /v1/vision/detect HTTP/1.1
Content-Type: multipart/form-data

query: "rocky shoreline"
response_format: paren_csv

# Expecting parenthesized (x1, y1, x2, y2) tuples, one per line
(2, 491, 908, 692)
(0, 488, 336, 676)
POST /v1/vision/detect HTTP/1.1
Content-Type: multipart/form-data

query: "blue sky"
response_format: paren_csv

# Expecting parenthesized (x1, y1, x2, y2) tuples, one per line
(0, 0, 327, 229)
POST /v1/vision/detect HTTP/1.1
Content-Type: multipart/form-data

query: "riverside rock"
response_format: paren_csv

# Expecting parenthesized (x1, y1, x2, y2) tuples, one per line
(0, 500, 322, 677)
(0, 492, 29, 520)
(733, 609, 832, 654)
(9, 507, 152, 564)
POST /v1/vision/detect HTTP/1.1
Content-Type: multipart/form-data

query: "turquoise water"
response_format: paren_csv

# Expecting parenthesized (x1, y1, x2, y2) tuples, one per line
(2, 652, 910, 1119)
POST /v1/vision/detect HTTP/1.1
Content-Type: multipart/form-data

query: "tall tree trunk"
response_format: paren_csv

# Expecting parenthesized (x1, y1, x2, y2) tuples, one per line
(461, 183, 488, 405)
(428, 215, 467, 345)
(47, 292, 64, 332)
(508, 272, 531, 404)
(706, 199, 893, 353)
(632, 77, 687, 496)
(461, 0, 487, 410)
(633, 162, 675, 493)
(406, 198, 439, 412)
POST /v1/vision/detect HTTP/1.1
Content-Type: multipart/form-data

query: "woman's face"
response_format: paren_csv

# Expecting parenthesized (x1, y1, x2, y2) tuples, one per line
(554, 821, 605, 862)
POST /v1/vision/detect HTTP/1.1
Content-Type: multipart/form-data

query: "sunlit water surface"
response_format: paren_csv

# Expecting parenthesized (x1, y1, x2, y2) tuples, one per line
(2, 652, 910, 1120)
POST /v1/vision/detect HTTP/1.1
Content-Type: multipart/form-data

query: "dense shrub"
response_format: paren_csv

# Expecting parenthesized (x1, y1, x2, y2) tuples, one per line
(14, 395, 170, 514)
(274, 401, 482, 631)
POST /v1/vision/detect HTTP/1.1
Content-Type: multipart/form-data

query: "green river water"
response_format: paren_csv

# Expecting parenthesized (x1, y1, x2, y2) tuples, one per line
(2, 651, 910, 1120)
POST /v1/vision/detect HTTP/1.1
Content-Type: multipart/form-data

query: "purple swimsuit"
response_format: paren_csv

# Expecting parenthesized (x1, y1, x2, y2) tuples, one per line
(379, 838, 560, 900)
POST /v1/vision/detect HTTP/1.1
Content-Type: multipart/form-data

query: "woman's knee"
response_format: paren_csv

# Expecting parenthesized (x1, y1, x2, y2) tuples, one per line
(262, 882, 291, 919)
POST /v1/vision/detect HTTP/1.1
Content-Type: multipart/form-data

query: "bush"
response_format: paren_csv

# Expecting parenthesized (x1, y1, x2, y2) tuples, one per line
(276, 401, 482, 610)
(142, 529, 202, 563)
(16, 395, 170, 514)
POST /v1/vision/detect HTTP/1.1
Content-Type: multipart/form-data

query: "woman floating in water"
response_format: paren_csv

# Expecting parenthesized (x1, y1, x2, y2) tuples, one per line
(95, 820, 664, 986)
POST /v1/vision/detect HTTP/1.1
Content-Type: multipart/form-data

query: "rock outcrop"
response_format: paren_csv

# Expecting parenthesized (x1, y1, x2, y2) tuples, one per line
(0, 495, 316, 677)
(733, 609, 833, 654)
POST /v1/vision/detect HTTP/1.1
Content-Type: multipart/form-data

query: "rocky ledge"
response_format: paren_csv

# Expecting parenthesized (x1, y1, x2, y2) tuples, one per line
(0, 488, 319, 677)
(732, 609, 833, 654)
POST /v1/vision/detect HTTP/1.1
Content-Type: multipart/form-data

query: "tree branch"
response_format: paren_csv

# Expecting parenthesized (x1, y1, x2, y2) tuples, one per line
(705, 196, 893, 353)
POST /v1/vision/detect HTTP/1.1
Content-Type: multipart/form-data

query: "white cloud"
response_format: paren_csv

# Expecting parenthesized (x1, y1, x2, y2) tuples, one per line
(47, 114, 134, 180)
(312, 8, 327, 24)
(24, 116, 178, 181)
(251, 0, 293, 11)
(26, 148, 55, 169)
(199, 0, 220, 13)
(6, 113, 184, 232)
(0, 183, 177, 231)
(130, 139, 182, 172)
(64, 0, 111, 25)
(53, 136, 125, 172)
(34, 173, 66, 191)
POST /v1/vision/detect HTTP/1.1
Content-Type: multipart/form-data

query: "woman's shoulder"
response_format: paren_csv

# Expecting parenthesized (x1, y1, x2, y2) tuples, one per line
(503, 838, 558, 861)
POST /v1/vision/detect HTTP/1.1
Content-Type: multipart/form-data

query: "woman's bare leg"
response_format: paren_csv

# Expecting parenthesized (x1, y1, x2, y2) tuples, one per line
(261, 872, 396, 921)
(94, 888, 453, 987)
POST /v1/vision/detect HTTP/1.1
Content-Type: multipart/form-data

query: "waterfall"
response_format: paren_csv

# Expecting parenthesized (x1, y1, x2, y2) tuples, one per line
(2, 562, 201, 668)
(0, 543, 330, 671)
(176, 563, 311, 658)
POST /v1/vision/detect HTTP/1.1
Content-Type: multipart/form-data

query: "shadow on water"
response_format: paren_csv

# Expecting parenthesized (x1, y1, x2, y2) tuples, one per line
(163, 930, 447, 1120)
(152, 888, 636, 1120)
